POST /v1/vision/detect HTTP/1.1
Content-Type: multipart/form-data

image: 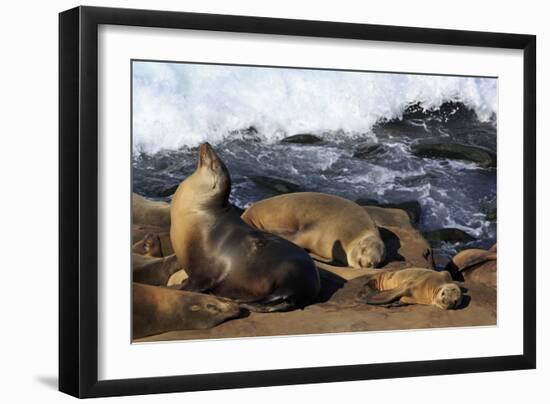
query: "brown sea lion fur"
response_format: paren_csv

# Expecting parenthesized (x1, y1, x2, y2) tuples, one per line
(132, 253, 182, 286)
(170, 143, 320, 312)
(132, 283, 242, 339)
(357, 268, 462, 310)
(241, 192, 385, 269)
(445, 247, 497, 289)
(133, 232, 174, 257)
(132, 193, 171, 227)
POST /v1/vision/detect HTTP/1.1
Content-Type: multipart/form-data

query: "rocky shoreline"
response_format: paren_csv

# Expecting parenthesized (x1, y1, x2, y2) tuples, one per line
(131, 193, 496, 343)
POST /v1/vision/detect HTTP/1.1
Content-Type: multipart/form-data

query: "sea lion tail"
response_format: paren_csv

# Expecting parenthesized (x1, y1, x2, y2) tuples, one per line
(239, 290, 298, 313)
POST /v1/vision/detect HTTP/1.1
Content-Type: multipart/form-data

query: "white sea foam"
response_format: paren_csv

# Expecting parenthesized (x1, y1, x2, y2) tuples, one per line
(132, 61, 497, 154)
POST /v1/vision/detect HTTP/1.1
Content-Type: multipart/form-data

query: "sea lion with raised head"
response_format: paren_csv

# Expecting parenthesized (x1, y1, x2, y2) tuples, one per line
(241, 192, 385, 269)
(356, 268, 463, 309)
(170, 143, 321, 312)
(132, 283, 242, 339)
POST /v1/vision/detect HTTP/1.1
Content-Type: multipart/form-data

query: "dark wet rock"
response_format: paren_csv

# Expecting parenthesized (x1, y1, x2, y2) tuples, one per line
(228, 126, 261, 142)
(372, 120, 431, 139)
(411, 142, 496, 168)
(432, 251, 451, 269)
(155, 183, 179, 198)
(423, 228, 477, 245)
(239, 126, 262, 142)
(481, 197, 497, 221)
(356, 199, 422, 225)
(250, 175, 303, 194)
(485, 207, 497, 221)
(230, 204, 244, 216)
(402, 101, 479, 123)
(355, 198, 378, 206)
(352, 144, 386, 160)
(281, 134, 323, 144)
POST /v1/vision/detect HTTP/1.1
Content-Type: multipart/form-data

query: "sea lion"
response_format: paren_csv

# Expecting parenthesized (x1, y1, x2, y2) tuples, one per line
(132, 193, 171, 227)
(356, 268, 463, 309)
(170, 143, 321, 312)
(132, 253, 182, 286)
(241, 192, 385, 269)
(445, 247, 497, 289)
(133, 232, 174, 257)
(132, 224, 168, 244)
(132, 283, 242, 339)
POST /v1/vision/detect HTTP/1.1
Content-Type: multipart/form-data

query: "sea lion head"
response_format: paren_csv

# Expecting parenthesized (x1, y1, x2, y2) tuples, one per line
(187, 295, 243, 325)
(348, 234, 386, 268)
(434, 283, 462, 310)
(181, 142, 231, 207)
(143, 233, 162, 257)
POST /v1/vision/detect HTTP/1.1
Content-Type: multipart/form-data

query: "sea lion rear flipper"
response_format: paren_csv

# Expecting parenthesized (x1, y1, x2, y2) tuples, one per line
(363, 287, 410, 305)
(239, 289, 299, 313)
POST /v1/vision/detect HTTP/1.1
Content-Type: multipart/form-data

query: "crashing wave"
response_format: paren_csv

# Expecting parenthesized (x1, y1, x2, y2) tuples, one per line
(132, 61, 497, 154)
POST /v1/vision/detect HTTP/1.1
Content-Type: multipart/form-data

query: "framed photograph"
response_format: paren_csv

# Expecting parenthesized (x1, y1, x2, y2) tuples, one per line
(59, 6, 536, 398)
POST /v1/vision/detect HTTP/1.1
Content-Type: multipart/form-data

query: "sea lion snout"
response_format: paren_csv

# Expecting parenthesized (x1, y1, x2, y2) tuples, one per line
(436, 284, 463, 310)
(143, 233, 162, 257)
(198, 142, 211, 162)
(349, 236, 386, 268)
(188, 296, 243, 322)
(198, 142, 219, 169)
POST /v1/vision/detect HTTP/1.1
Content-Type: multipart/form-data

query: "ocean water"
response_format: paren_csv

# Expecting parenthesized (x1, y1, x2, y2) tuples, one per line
(132, 62, 497, 265)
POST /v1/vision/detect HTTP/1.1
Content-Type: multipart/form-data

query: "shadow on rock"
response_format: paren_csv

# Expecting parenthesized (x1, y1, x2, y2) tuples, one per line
(316, 269, 347, 303)
(379, 227, 405, 263)
(455, 292, 471, 310)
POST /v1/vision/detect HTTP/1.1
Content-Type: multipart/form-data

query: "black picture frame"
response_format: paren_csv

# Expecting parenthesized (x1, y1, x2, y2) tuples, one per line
(59, 5, 536, 398)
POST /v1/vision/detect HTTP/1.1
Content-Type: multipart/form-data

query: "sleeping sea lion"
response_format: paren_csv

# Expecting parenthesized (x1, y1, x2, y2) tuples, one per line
(132, 283, 242, 339)
(241, 192, 385, 268)
(170, 143, 320, 312)
(356, 268, 463, 310)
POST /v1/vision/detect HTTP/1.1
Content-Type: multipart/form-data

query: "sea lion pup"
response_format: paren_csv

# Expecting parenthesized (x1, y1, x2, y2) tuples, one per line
(132, 253, 182, 286)
(132, 283, 242, 339)
(241, 192, 385, 269)
(356, 268, 463, 310)
(133, 232, 174, 257)
(170, 143, 320, 312)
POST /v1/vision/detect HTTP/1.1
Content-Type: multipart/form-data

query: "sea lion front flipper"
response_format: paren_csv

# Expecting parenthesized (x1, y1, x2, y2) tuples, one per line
(355, 278, 377, 303)
(364, 286, 410, 305)
(384, 299, 410, 308)
(179, 275, 218, 294)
